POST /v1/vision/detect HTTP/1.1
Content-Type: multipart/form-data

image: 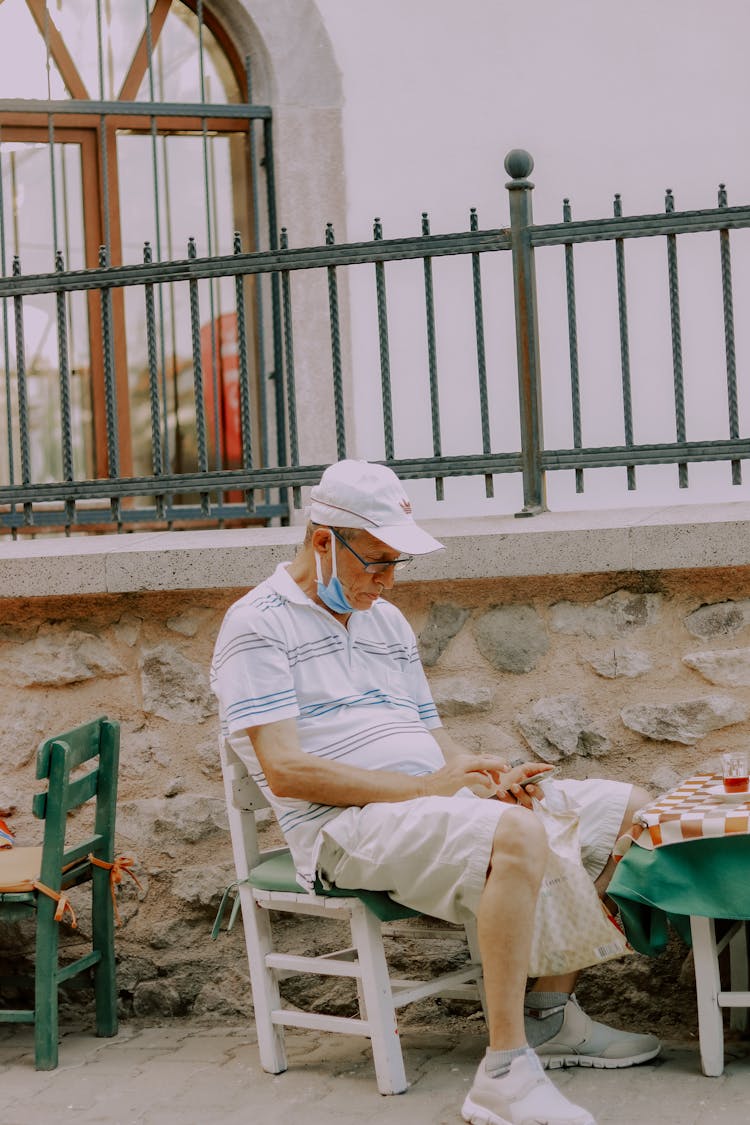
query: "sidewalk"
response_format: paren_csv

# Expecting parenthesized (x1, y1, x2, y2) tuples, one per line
(2, 1022, 750, 1125)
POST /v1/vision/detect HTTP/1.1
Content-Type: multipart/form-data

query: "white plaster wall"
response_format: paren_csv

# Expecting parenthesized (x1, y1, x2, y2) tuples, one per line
(214, 0, 354, 472)
(312, 0, 750, 233)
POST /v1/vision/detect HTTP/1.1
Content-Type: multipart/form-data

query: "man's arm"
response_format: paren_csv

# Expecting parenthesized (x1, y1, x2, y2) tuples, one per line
(247, 718, 512, 807)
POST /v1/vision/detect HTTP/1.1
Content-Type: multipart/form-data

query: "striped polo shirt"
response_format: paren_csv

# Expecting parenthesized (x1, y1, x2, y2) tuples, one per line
(210, 562, 444, 888)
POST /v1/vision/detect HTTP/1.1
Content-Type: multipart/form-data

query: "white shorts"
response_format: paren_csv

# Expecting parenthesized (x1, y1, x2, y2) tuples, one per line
(313, 778, 631, 925)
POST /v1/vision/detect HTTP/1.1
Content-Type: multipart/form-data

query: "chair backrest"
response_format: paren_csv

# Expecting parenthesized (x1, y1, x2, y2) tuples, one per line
(34, 717, 120, 893)
(219, 740, 275, 880)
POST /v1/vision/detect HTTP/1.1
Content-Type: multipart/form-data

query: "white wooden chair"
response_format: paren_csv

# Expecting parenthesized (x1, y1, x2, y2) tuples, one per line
(690, 916, 749, 1076)
(215, 742, 487, 1095)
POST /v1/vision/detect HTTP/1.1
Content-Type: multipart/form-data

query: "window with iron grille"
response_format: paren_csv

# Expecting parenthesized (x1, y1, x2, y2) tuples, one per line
(0, 0, 273, 501)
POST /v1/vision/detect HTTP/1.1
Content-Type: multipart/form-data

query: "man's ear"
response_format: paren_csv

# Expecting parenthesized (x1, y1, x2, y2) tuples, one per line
(311, 526, 332, 555)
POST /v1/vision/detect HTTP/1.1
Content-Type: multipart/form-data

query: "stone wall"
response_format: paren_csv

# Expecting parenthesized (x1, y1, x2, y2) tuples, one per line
(400, 567, 750, 793)
(3, 563, 750, 1035)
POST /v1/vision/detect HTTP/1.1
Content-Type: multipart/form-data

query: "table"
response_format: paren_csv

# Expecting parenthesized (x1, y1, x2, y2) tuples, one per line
(609, 774, 750, 1075)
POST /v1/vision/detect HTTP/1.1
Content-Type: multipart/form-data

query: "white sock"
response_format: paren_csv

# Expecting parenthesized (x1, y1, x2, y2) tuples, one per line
(484, 1044, 533, 1078)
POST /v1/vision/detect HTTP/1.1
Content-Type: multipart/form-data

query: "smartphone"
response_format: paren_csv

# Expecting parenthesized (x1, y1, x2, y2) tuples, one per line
(520, 767, 558, 790)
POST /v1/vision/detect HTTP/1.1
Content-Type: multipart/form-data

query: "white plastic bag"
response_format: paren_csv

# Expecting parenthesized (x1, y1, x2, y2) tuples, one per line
(528, 789, 632, 977)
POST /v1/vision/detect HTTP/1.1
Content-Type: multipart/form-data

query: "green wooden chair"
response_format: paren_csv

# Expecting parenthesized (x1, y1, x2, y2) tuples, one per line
(0, 717, 121, 1069)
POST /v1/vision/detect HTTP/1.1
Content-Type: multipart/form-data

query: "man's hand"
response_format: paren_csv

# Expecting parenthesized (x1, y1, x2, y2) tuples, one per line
(422, 753, 510, 798)
(495, 762, 556, 808)
(422, 754, 556, 806)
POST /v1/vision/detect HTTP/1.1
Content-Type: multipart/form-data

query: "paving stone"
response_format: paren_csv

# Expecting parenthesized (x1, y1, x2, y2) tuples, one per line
(1, 1025, 749, 1125)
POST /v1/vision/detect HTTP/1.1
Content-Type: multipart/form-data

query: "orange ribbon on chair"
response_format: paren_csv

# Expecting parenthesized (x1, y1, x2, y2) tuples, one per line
(32, 880, 78, 927)
(88, 854, 143, 925)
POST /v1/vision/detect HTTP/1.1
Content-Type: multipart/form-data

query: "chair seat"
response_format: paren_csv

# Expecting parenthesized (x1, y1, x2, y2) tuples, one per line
(250, 850, 419, 922)
(0, 846, 44, 892)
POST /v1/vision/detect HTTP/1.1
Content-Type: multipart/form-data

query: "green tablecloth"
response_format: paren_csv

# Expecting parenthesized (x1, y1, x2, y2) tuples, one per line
(608, 834, 750, 956)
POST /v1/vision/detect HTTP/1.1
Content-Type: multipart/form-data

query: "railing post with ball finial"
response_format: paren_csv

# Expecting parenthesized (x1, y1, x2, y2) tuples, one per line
(505, 149, 547, 515)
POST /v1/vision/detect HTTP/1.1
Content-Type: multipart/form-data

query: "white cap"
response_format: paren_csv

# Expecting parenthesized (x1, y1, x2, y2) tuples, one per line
(309, 460, 444, 556)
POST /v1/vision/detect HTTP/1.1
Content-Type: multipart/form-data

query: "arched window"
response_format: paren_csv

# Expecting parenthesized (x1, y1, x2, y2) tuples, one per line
(0, 0, 272, 498)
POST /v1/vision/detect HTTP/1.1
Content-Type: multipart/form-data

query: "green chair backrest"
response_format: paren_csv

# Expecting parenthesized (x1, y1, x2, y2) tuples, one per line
(34, 717, 120, 894)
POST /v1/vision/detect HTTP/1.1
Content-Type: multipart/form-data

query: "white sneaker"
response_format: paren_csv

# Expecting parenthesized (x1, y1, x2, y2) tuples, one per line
(461, 1050, 597, 1125)
(533, 996, 661, 1070)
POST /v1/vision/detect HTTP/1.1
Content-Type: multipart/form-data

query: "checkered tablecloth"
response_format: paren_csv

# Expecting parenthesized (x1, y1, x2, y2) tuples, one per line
(614, 773, 750, 859)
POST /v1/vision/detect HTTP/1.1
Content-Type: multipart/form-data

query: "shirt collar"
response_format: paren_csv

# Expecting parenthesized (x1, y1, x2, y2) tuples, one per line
(265, 561, 383, 623)
(266, 561, 315, 605)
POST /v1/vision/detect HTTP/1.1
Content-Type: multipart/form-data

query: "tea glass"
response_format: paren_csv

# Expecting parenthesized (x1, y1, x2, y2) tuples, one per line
(721, 750, 749, 794)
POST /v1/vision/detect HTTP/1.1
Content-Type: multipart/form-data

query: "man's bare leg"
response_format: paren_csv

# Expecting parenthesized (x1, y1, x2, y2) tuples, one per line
(478, 804, 547, 1048)
(594, 784, 651, 901)
(463, 805, 596, 1124)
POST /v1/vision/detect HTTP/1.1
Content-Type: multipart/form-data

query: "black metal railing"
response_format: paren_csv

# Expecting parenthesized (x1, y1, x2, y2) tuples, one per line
(2, 147, 750, 534)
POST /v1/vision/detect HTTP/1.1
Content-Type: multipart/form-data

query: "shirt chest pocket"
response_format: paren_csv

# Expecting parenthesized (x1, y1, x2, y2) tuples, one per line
(357, 655, 411, 703)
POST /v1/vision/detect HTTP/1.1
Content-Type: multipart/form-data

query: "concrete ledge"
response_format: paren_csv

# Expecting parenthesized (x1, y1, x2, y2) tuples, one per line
(2, 501, 750, 597)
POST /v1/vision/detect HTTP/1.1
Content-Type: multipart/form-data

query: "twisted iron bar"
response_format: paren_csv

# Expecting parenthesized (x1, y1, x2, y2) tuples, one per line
(244, 56, 268, 492)
(563, 199, 583, 494)
(55, 250, 75, 529)
(373, 218, 394, 462)
(279, 228, 299, 509)
(470, 208, 493, 498)
(718, 184, 741, 485)
(98, 245, 121, 525)
(263, 118, 288, 510)
(422, 212, 443, 500)
(188, 237, 210, 516)
(12, 257, 32, 525)
(143, 242, 165, 519)
(233, 233, 256, 513)
(665, 189, 687, 488)
(326, 223, 346, 461)
(0, 148, 15, 526)
(614, 194, 636, 490)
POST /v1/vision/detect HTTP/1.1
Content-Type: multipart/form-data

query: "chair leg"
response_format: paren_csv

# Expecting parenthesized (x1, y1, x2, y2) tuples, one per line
(91, 865, 118, 1038)
(349, 902, 407, 1096)
(691, 915, 725, 1077)
(34, 898, 60, 1070)
(463, 916, 488, 1027)
(728, 922, 749, 1033)
(243, 895, 287, 1075)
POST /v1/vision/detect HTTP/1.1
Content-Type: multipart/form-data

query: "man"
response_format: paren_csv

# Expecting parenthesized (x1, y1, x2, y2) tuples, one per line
(211, 459, 660, 1125)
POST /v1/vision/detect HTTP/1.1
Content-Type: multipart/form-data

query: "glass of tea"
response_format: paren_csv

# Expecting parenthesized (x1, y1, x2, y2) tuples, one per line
(722, 751, 749, 794)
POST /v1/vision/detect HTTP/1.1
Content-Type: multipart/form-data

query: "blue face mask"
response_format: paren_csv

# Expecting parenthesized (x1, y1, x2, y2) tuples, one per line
(315, 534, 357, 613)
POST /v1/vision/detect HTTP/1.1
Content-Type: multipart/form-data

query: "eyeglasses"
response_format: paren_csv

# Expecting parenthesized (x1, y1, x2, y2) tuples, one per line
(330, 528, 413, 573)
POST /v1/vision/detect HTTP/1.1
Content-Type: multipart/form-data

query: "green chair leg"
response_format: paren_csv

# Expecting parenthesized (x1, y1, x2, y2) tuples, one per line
(92, 864, 118, 1038)
(34, 897, 60, 1070)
